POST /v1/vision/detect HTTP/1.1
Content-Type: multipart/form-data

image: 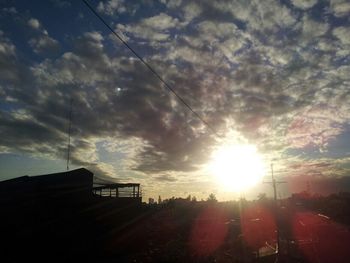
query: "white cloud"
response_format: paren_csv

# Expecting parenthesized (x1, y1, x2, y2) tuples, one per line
(333, 26, 350, 45)
(316, 38, 338, 52)
(0, 36, 15, 56)
(97, 0, 126, 16)
(118, 24, 169, 42)
(143, 13, 180, 31)
(219, 38, 245, 60)
(259, 45, 294, 66)
(26, 17, 60, 55)
(213, 0, 296, 32)
(182, 2, 201, 23)
(0, 31, 20, 83)
(301, 14, 329, 40)
(166, 45, 217, 66)
(330, 0, 350, 17)
(195, 21, 246, 60)
(197, 21, 238, 40)
(100, 137, 150, 170)
(160, 0, 182, 9)
(291, 0, 317, 10)
(29, 35, 60, 54)
(290, 15, 330, 48)
(28, 18, 40, 29)
(117, 13, 180, 42)
(83, 31, 104, 43)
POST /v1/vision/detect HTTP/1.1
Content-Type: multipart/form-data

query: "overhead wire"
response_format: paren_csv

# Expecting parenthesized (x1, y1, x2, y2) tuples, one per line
(81, 0, 221, 138)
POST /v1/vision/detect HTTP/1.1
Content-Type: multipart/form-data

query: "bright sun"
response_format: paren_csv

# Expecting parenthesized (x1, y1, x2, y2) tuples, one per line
(209, 143, 267, 192)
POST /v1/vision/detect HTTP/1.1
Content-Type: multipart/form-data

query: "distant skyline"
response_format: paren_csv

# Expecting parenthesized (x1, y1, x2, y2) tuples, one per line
(1, 0, 350, 200)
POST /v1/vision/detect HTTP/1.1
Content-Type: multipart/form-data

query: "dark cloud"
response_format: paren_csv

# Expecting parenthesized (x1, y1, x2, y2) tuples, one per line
(0, 0, 350, 186)
(154, 174, 177, 182)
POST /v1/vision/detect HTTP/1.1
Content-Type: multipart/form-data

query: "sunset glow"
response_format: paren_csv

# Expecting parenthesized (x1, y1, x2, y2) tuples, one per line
(209, 143, 267, 192)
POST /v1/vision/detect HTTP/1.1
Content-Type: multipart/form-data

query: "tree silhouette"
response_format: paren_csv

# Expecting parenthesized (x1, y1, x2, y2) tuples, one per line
(207, 193, 217, 202)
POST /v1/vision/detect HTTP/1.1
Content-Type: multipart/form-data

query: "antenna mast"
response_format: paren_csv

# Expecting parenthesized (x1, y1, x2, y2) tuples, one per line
(66, 98, 73, 171)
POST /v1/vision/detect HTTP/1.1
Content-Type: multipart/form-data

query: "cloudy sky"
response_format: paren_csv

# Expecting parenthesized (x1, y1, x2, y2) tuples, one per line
(1, 0, 350, 200)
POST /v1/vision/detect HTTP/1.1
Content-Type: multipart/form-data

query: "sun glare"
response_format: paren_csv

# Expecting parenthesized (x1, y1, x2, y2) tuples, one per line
(209, 143, 267, 193)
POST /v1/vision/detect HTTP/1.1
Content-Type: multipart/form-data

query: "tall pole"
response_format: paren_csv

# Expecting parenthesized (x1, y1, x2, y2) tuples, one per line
(239, 192, 246, 262)
(264, 162, 286, 260)
(271, 163, 280, 257)
(66, 98, 73, 171)
(271, 163, 277, 202)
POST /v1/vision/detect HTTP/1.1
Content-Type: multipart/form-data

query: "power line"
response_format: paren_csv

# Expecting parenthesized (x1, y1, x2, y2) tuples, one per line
(81, 0, 220, 138)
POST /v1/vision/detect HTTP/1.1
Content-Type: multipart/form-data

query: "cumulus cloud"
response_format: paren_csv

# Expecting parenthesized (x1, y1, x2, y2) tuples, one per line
(300, 14, 329, 41)
(28, 18, 40, 29)
(29, 35, 60, 54)
(291, 0, 317, 10)
(182, 2, 202, 23)
(160, 0, 182, 9)
(1, 0, 350, 186)
(0, 31, 24, 83)
(333, 26, 350, 45)
(117, 13, 180, 42)
(209, 0, 296, 32)
(97, 0, 126, 16)
(329, 0, 350, 17)
(26, 17, 61, 55)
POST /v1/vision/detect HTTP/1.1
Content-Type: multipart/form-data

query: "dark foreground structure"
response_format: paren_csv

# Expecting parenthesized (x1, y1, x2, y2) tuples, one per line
(0, 168, 144, 262)
(2, 169, 349, 263)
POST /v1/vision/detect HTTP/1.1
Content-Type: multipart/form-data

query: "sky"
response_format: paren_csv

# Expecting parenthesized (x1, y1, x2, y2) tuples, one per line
(0, 0, 350, 201)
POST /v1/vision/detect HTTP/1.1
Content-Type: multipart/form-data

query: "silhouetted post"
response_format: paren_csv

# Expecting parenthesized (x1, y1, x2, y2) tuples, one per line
(271, 163, 277, 201)
(264, 162, 286, 261)
(66, 98, 73, 171)
(239, 194, 247, 262)
(271, 163, 280, 257)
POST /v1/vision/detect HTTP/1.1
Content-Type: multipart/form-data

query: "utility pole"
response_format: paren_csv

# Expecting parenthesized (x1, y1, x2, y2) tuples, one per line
(239, 192, 247, 263)
(271, 163, 277, 201)
(264, 162, 286, 261)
